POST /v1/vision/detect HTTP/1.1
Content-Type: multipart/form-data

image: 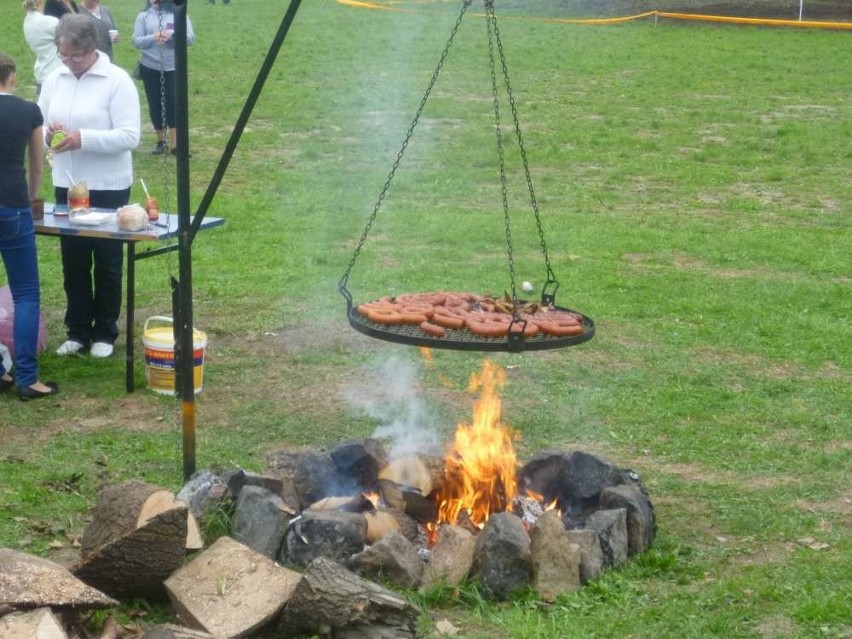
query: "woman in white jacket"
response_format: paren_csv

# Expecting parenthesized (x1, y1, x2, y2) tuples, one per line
(38, 15, 141, 358)
(22, 0, 63, 96)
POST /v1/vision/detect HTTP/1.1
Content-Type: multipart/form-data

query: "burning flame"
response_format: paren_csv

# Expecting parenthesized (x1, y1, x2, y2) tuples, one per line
(433, 359, 518, 531)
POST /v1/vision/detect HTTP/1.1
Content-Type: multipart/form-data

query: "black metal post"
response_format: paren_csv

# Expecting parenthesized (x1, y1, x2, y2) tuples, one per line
(173, 0, 195, 480)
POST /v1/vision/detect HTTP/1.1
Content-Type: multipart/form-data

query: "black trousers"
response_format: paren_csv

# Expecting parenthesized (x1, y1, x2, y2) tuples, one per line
(139, 64, 176, 131)
(55, 187, 130, 346)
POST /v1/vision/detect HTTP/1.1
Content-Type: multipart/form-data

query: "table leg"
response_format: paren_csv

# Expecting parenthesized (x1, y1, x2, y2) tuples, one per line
(126, 242, 135, 393)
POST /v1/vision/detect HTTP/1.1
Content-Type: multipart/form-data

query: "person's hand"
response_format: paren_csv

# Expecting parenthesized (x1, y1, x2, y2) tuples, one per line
(51, 129, 81, 153)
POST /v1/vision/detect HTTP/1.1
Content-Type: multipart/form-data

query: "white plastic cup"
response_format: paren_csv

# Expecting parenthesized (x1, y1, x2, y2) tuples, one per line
(109, 29, 119, 42)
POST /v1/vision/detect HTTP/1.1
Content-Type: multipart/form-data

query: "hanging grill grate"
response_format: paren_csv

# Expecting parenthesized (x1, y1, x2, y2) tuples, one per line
(338, 0, 594, 353)
(345, 298, 595, 353)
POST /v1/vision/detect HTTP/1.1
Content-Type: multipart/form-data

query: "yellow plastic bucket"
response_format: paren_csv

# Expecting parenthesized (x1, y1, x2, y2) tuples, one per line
(142, 316, 207, 395)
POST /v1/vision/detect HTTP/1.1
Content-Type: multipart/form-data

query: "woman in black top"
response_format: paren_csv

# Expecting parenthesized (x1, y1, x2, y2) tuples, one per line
(0, 52, 58, 399)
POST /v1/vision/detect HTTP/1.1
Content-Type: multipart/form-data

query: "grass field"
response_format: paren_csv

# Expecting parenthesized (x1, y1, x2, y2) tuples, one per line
(1, 1, 850, 638)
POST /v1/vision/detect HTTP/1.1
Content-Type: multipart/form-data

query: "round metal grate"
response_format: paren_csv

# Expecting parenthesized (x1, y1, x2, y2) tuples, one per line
(347, 300, 595, 353)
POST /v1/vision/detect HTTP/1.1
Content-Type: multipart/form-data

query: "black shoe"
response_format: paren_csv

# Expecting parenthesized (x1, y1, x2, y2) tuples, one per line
(0, 374, 14, 392)
(17, 382, 60, 401)
(152, 141, 168, 155)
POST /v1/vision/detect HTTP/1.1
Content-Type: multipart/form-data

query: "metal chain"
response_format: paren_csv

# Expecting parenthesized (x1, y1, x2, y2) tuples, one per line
(488, 2, 556, 287)
(485, 0, 517, 306)
(156, 6, 172, 215)
(338, 0, 473, 293)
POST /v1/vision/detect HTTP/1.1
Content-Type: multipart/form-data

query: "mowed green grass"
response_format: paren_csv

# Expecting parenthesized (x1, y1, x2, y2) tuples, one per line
(1, 2, 850, 638)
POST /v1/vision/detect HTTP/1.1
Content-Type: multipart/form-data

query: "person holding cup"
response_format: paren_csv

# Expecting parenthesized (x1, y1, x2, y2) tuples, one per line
(0, 52, 59, 400)
(77, 0, 118, 61)
(132, 0, 196, 155)
(38, 15, 140, 359)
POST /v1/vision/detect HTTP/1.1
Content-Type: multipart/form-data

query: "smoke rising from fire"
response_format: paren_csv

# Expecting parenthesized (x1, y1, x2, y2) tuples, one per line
(345, 354, 442, 460)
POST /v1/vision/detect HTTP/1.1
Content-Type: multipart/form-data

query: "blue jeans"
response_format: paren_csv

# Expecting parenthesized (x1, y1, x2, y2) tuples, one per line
(0, 207, 41, 388)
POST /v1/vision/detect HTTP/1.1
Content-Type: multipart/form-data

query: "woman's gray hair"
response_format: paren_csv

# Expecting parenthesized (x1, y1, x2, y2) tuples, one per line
(54, 13, 99, 52)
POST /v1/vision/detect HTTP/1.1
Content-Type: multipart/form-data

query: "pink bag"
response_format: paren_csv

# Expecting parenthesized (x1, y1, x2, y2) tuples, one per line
(0, 285, 47, 363)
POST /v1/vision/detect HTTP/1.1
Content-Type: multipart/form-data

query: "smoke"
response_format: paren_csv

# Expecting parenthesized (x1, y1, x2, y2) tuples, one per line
(345, 354, 442, 459)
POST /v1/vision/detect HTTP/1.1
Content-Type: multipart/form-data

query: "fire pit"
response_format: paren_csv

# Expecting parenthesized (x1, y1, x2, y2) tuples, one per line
(249, 358, 656, 601)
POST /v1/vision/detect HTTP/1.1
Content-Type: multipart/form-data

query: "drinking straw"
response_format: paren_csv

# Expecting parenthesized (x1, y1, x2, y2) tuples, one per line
(140, 178, 151, 199)
(66, 170, 76, 185)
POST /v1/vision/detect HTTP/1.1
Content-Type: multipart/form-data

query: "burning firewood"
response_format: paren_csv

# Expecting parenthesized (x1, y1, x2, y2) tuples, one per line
(306, 494, 374, 514)
(378, 456, 433, 496)
(363, 510, 401, 544)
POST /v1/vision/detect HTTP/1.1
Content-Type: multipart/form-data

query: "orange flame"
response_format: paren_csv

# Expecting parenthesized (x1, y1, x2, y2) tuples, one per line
(433, 359, 518, 531)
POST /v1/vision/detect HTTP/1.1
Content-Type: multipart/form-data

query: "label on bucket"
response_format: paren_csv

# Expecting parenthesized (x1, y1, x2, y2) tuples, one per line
(143, 323, 207, 395)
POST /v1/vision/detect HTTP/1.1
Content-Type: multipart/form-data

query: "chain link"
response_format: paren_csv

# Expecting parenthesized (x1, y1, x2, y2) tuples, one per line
(485, 0, 516, 306)
(156, 7, 172, 214)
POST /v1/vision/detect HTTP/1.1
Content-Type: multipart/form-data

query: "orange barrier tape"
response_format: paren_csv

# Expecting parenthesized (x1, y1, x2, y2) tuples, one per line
(337, 1, 852, 30)
(656, 11, 852, 29)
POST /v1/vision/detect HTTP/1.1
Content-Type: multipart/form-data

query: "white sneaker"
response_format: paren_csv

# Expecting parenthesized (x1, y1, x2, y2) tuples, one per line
(90, 342, 114, 358)
(56, 340, 85, 356)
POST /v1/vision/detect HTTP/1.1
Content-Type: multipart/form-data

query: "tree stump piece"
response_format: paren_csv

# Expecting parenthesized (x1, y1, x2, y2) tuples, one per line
(278, 557, 418, 638)
(81, 480, 202, 556)
(0, 548, 117, 609)
(71, 506, 188, 602)
(0, 607, 68, 639)
(165, 536, 301, 639)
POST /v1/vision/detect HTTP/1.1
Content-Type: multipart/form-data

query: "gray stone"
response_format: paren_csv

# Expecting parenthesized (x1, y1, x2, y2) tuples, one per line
(585, 508, 628, 568)
(329, 438, 389, 495)
(419, 525, 475, 591)
(530, 510, 581, 600)
(565, 529, 605, 584)
(600, 484, 655, 556)
(232, 485, 290, 559)
(281, 510, 366, 568)
(266, 450, 359, 510)
(471, 512, 533, 601)
(176, 469, 225, 519)
(519, 450, 645, 526)
(349, 530, 423, 589)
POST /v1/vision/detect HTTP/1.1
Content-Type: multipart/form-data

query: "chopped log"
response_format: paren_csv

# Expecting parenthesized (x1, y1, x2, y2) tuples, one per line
(0, 548, 117, 609)
(277, 557, 418, 639)
(0, 608, 68, 639)
(72, 506, 188, 602)
(378, 456, 432, 496)
(81, 480, 202, 556)
(140, 623, 217, 639)
(165, 536, 301, 639)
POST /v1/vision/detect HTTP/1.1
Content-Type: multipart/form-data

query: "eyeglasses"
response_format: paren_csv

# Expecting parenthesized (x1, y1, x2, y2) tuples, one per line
(57, 51, 89, 64)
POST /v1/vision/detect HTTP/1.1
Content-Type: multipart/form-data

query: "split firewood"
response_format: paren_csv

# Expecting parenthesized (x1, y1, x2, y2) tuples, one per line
(0, 608, 68, 639)
(378, 456, 433, 496)
(307, 494, 374, 513)
(0, 548, 117, 609)
(81, 480, 202, 556)
(277, 557, 418, 638)
(364, 510, 401, 544)
(72, 506, 188, 601)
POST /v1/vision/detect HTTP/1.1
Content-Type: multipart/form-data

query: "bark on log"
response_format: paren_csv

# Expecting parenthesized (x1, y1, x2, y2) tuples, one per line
(72, 506, 188, 602)
(277, 557, 418, 639)
(82, 480, 202, 556)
